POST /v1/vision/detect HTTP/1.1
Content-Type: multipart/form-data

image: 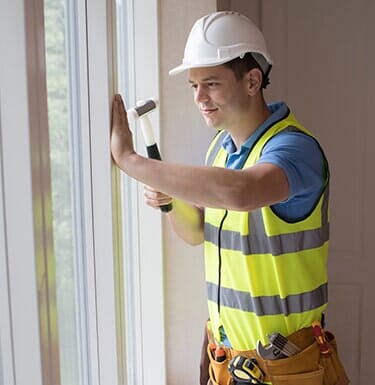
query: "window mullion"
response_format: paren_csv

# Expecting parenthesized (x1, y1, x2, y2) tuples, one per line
(85, 1, 121, 385)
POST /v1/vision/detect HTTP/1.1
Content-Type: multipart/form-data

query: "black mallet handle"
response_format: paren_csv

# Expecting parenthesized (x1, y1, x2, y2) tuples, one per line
(146, 144, 173, 213)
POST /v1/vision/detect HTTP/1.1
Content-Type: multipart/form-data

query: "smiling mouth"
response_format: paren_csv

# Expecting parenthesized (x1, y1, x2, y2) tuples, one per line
(201, 107, 218, 116)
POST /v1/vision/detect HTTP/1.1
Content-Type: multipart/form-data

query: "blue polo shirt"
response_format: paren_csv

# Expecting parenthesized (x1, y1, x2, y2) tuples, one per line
(222, 102, 327, 221)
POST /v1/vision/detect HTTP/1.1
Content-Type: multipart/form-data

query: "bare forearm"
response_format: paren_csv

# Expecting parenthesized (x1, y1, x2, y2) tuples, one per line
(115, 152, 229, 208)
(113, 152, 288, 211)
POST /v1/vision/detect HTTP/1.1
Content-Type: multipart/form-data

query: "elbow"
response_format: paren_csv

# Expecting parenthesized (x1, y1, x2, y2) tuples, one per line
(183, 232, 204, 246)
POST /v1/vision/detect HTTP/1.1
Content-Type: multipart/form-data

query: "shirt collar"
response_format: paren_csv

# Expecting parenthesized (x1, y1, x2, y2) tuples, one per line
(222, 102, 289, 154)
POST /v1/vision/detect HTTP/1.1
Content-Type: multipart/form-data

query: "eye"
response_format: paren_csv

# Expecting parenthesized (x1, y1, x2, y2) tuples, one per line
(208, 82, 219, 88)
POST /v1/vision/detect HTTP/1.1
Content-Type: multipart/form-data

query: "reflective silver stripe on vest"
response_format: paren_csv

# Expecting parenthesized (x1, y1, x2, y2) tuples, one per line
(207, 281, 328, 316)
(205, 185, 329, 256)
(205, 219, 329, 256)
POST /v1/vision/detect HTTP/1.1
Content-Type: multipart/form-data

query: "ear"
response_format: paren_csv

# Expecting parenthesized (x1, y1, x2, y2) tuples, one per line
(245, 68, 262, 96)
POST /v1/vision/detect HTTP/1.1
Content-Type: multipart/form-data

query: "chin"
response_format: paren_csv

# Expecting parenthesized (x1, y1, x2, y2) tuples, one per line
(204, 117, 222, 130)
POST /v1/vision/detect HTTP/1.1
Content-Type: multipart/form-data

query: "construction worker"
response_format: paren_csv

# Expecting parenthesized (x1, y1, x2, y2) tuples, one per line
(111, 11, 348, 385)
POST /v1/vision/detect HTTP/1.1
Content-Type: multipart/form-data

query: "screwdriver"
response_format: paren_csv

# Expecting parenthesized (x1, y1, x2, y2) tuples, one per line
(214, 345, 226, 362)
(206, 322, 226, 362)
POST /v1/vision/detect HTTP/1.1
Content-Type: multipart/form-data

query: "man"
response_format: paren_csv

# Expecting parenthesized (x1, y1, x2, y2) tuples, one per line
(112, 11, 347, 385)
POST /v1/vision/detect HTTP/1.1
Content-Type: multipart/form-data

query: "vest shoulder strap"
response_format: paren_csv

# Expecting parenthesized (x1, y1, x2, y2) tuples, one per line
(205, 130, 227, 166)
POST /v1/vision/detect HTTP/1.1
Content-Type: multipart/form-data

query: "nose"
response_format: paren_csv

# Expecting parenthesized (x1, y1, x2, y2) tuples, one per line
(194, 84, 209, 104)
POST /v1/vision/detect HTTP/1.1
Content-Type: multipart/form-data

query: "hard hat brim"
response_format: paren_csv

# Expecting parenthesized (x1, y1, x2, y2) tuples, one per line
(169, 53, 273, 77)
(169, 58, 238, 76)
(169, 64, 188, 76)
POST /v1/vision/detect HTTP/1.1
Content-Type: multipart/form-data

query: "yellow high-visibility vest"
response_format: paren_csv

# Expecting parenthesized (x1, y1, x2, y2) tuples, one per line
(204, 110, 329, 350)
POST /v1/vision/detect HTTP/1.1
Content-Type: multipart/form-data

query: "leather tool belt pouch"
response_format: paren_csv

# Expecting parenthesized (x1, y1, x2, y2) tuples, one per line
(265, 339, 324, 385)
(207, 327, 349, 385)
(207, 344, 232, 385)
(265, 331, 349, 385)
(319, 331, 350, 385)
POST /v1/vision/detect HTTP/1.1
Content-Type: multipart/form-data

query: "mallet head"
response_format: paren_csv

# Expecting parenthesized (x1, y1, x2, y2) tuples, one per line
(127, 98, 159, 120)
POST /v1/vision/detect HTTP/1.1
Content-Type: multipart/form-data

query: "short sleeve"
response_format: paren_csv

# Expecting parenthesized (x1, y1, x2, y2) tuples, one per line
(256, 130, 327, 221)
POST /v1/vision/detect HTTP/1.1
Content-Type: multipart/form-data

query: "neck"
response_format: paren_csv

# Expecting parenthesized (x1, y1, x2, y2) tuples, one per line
(230, 98, 271, 149)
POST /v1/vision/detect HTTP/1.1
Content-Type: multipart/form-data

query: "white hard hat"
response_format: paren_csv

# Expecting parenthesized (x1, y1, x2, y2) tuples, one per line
(169, 11, 273, 76)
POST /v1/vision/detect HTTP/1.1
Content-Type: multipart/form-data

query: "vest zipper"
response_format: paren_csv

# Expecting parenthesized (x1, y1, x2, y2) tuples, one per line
(217, 210, 228, 315)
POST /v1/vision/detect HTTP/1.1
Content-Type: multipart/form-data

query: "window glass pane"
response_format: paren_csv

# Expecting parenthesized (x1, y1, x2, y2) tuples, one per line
(44, 1, 87, 384)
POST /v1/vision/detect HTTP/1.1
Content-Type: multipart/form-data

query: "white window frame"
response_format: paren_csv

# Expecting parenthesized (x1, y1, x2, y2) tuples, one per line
(115, 1, 166, 384)
(0, 1, 44, 384)
(0, 0, 165, 385)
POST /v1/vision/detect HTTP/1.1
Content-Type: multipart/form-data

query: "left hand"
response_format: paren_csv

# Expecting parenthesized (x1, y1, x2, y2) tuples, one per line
(111, 94, 136, 165)
(143, 184, 173, 210)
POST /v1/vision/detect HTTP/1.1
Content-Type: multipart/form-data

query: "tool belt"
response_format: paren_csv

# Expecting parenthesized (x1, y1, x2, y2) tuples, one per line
(207, 325, 349, 385)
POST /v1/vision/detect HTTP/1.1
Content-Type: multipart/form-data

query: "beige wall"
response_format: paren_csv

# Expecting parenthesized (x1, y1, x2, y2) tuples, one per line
(159, 1, 375, 383)
(159, 2, 216, 384)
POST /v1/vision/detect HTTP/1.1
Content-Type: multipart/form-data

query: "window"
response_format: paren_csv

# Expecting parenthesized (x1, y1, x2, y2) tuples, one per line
(0, 1, 164, 384)
(44, 1, 88, 384)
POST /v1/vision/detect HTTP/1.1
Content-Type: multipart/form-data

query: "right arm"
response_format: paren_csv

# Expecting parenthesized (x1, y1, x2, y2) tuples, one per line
(144, 185, 204, 245)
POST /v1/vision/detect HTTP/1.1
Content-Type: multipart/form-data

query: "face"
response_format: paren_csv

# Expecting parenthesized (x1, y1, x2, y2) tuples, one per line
(188, 65, 251, 131)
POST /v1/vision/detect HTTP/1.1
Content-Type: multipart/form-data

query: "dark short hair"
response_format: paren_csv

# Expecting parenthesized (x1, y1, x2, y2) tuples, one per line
(223, 52, 271, 89)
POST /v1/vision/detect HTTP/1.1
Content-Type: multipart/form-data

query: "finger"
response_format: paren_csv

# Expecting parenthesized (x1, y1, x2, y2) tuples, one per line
(144, 189, 173, 206)
(115, 94, 126, 115)
(144, 185, 162, 197)
(111, 95, 120, 128)
(144, 197, 162, 210)
(145, 196, 172, 209)
(144, 185, 170, 200)
(144, 188, 159, 200)
(112, 94, 127, 129)
(144, 184, 158, 194)
(158, 197, 173, 206)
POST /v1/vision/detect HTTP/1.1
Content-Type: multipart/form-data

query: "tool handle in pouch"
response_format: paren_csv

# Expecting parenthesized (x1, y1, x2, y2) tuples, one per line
(145, 143, 173, 213)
